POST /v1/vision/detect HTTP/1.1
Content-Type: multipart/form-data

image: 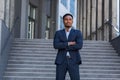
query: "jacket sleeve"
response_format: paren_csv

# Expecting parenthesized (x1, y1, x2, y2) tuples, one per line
(67, 31, 83, 51)
(53, 31, 68, 49)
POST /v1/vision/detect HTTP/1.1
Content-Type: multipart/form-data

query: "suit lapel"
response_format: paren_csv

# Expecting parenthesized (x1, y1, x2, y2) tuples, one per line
(62, 29, 67, 41)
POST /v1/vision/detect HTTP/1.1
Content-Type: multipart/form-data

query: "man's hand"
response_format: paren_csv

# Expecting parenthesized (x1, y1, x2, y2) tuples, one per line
(68, 41, 76, 46)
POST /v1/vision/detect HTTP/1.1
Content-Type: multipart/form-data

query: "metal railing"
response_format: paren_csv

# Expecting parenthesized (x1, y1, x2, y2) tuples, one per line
(104, 20, 120, 41)
(1, 17, 19, 55)
(85, 20, 120, 41)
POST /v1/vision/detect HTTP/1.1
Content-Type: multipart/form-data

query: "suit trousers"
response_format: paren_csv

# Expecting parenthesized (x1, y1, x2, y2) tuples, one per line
(56, 57, 80, 80)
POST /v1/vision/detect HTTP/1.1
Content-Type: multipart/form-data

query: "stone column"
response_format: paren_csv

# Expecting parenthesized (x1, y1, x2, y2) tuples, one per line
(39, 0, 47, 39)
(20, 0, 29, 38)
(83, 0, 86, 39)
(9, 0, 15, 30)
(79, 0, 83, 32)
(97, 0, 102, 40)
(49, 0, 59, 39)
(91, 0, 96, 40)
(0, 0, 5, 20)
(87, 0, 91, 38)
(112, 0, 118, 39)
(104, 0, 109, 41)
(81, 0, 84, 37)
(77, 0, 80, 29)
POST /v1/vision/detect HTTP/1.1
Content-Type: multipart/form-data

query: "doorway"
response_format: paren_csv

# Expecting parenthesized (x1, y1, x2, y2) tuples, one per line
(27, 4, 36, 39)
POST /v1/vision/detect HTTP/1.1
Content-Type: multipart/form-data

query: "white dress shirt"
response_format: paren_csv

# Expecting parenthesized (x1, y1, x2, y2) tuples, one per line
(65, 28, 72, 57)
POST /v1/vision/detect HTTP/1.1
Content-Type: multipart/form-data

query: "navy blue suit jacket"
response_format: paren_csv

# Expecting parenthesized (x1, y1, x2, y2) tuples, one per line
(53, 28, 83, 65)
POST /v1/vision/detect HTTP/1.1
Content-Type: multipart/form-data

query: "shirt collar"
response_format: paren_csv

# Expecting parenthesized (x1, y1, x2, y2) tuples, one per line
(65, 27, 72, 32)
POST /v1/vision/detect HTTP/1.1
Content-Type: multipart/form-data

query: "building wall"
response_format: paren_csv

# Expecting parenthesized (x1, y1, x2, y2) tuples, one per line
(14, 0, 21, 38)
(112, 0, 118, 39)
(77, 0, 118, 41)
(58, 0, 77, 30)
(0, 20, 13, 80)
(3, 0, 58, 39)
(0, 0, 15, 31)
(0, 0, 118, 40)
(0, 0, 5, 20)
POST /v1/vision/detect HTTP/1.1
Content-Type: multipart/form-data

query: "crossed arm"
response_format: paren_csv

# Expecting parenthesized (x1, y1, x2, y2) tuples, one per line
(53, 31, 83, 51)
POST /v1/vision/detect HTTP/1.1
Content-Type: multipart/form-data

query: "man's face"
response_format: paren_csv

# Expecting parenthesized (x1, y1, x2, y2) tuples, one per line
(63, 15, 73, 28)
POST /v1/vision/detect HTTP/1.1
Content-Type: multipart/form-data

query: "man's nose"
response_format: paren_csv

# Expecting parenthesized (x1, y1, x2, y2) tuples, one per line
(67, 20, 71, 22)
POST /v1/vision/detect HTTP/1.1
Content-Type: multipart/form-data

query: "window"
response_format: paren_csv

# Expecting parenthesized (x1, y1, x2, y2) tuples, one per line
(28, 4, 36, 20)
(61, 0, 67, 8)
(45, 17, 50, 39)
(70, 0, 75, 15)
(60, 16, 64, 29)
(28, 4, 36, 39)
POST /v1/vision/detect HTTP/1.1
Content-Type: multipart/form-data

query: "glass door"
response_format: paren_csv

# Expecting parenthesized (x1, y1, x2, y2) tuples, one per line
(45, 17, 50, 39)
(27, 4, 36, 39)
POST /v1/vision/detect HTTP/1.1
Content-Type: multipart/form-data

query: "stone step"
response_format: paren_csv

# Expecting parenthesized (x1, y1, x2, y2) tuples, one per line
(12, 40, 111, 43)
(9, 52, 118, 57)
(7, 62, 120, 66)
(14, 39, 109, 43)
(12, 43, 112, 48)
(10, 48, 116, 53)
(3, 77, 120, 80)
(7, 64, 120, 69)
(8, 59, 119, 64)
(6, 65, 120, 70)
(11, 47, 114, 50)
(4, 72, 120, 78)
(7, 60, 120, 65)
(9, 52, 119, 56)
(3, 39, 120, 80)
(11, 46, 114, 50)
(8, 58, 120, 63)
(8, 59, 120, 64)
(9, 55, 120, 60)
(5, 72, 120, 78)
(6, 68, 120, 73)
(10, 42, 113, 46)
(10, 50, 116, 53)
(5, 67, 120, 74)
(12, 42, 111, 45)
(10, 51, 118, 55)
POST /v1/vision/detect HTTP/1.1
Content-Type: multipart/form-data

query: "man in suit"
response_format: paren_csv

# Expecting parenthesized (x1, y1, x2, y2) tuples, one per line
(53, 13, 83, 80)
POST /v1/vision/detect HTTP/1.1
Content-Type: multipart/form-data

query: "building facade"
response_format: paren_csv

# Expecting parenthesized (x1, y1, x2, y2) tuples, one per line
(0, 0, 119, 41)
(77, 0, 119, 41)
(0, 0, 120, 79)
(58, 0, 77, 30)
(16, 0, 59, 39)
(0, 0, 78, 40)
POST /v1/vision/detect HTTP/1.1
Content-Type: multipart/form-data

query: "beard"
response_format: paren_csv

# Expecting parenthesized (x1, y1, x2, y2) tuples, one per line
(65, 26, 71, 28)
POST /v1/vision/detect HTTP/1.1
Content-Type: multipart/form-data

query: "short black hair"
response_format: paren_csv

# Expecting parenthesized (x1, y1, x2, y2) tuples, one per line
(63, 13, 73, 20)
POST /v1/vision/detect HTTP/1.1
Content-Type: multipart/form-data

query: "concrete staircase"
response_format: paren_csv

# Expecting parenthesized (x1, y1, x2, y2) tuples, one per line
(3, 39, 120, 80)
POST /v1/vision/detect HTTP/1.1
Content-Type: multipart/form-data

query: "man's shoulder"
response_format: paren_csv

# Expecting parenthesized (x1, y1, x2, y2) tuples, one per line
(55, 29, 64, 33)
(72, 29, 81, 33)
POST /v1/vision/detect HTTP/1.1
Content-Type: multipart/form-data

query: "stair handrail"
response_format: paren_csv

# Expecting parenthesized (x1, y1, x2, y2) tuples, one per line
(104, 19, 120, 41)
(1, 17, 20, 55)
(104, 19, 120, 34)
